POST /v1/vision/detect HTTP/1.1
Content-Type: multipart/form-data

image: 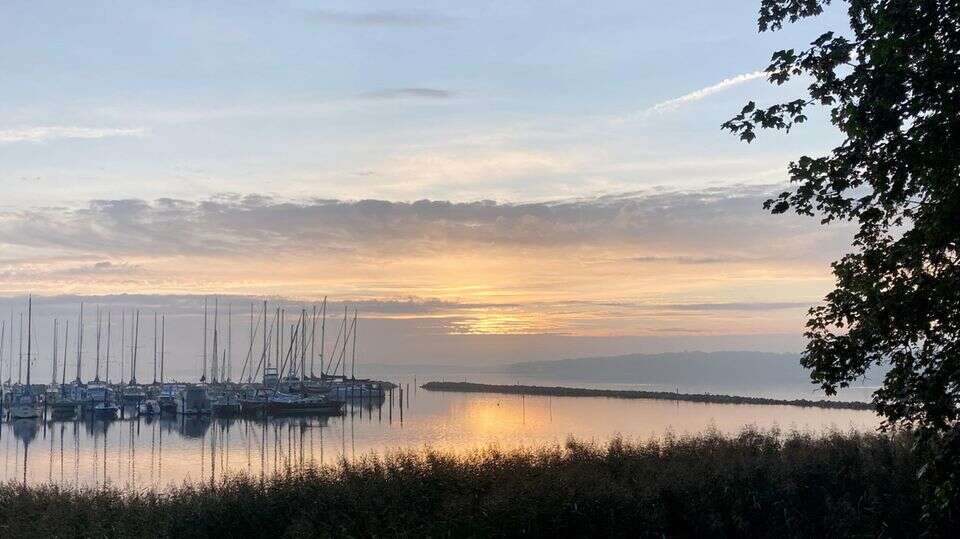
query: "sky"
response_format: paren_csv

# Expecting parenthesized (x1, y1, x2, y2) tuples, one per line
(0, 1, 855, 374)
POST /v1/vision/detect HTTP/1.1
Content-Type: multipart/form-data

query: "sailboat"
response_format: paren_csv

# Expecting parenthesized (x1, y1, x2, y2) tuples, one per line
(87, 306, 116, 414)
(47, 319, 76, 418)
(122, 383, 147, 405)
(262, 309, 343, 415)
(50, 319, 78, 416)
(264, 391, 342, 414)
(92, 399, 119, 419)
(176, 384, 211, 415)
(158, 384, 179, 414)
(10, 296, 40, 420)
(95, 310, 119, 418)
(156, 316, 178, 414)
(211, 388, 241, 415)
(122, 310, 147, 405)
(10, 392, 40, 419)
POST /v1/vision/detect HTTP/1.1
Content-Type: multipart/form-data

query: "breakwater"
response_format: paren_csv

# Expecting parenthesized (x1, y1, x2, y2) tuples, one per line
(420, 381, 874, 410)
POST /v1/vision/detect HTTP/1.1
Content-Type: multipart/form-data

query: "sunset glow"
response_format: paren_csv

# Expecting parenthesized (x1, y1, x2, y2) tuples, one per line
(0, 1, 852, 367)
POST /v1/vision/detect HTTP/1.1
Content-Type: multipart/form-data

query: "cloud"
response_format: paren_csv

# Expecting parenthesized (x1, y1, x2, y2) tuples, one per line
(0, 187, 843, 341)
(0, 294, 512, 318)
(359, 88, 455, 100)
(641, 71, 766, 115)
(0, 126, 145, 143)
(630, 255, 774, 265)
(543, 299, 811, 314)
(307, 10, 453, 27)
(660, 302, 810, 312)
(60, 261, 144, 276)
(0, 186, 848, 261)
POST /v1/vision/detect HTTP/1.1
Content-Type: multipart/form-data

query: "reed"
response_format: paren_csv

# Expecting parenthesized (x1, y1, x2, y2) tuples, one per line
(0, 428, 921, 538)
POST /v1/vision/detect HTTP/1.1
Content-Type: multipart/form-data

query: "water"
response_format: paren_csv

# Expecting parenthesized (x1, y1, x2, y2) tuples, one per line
(0, 378, 880, 489)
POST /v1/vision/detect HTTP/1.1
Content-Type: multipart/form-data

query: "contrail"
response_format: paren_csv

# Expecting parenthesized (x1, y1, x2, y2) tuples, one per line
(0, 126, 145, 143)
(642, 70, 766, 115)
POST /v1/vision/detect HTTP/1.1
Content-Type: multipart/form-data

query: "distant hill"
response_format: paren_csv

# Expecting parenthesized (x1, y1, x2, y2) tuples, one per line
(499, 351, 811, 387)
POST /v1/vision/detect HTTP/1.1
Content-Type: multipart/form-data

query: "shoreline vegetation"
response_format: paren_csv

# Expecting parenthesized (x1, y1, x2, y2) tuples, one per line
(0, 429, 919, 537)
(421, 381, 875, 411)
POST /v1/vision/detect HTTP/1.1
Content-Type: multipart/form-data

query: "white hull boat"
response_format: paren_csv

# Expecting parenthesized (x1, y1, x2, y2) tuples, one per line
(10, 404, 40, 419)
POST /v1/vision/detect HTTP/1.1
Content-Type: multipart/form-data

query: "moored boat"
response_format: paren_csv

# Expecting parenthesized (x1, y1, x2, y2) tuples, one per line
(48, 393, 79, 417)
(211, 391, 241, 415)
(92, 401, 119, 419)
(86, 382, 111, 408)
(11, 297, 41, 420)
(264, 392, 343, 415)
(122, 384, 147, 405)
(239, 395, 267, 414)
(10, 395, 40, 419)
(176, 385, 211, 415)
(157, 384, 179, 414)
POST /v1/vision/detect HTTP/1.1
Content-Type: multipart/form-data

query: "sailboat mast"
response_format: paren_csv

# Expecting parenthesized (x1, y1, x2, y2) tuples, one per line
(25, 295, 32, 388)
(202, 298, 208, 383)
(51, 319, 58, 385)
(8, 311, 13, 384)
(61, 320, 69, 386)
(262, 301, 267, 373)
(153, 312, 158, 385)
(94, 306, 101, 382)
(351, 310, 357, 380)
(249, 302, 255, 382)
(342, 306, 347, 379)
(105, 311, 111, 383)
(0, 321, 5, 386)
(319, 298, 326, 378)
(287, 314, 293, 381)
(309, 305, 316, 379)
(120, 310, 125, 385)
(75, 303, 83, 383)
(6, 312, 11, 384)
(259, 300, 266, 382)
(250, 302, 254, 367)
(18, 312, 23, 384)
(212, 297, 219, 384)
(130, 310, 140, 384)
(301, 308, 307, 383)
(227, 303, 232, 382)
(160, 315, 165, 385)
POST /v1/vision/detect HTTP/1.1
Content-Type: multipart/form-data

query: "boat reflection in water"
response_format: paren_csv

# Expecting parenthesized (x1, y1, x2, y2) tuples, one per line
(0, 384, 402, 490)
(13, 418, 39, 444)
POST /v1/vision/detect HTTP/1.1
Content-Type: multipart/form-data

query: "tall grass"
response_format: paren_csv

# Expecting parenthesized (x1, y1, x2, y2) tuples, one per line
(0, 428, 921, 538)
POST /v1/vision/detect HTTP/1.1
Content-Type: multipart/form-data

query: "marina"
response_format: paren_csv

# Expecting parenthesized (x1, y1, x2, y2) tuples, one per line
(0, 296, 392, 424)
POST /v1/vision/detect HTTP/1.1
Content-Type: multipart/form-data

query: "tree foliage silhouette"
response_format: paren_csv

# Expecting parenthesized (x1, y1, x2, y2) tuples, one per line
(723, 0, 960, 525)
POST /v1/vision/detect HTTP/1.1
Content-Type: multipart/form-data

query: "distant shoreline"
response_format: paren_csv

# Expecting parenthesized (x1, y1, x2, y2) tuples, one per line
(420, 381, 875, 411)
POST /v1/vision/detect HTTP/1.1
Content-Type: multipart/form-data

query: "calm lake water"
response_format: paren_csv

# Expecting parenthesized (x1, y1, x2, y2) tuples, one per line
(0, 376, 880, 489)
